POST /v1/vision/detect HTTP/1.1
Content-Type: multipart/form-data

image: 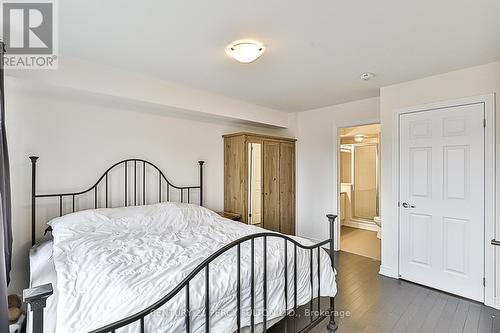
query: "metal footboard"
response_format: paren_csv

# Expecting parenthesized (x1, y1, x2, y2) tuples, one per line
(24, 215, 338, 333)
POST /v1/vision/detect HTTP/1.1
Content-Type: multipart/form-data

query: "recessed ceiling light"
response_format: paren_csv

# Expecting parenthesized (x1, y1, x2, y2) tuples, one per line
(354, 134, 365, 142)
(360, 72, 375, 81)
(226, 40, 265, 63)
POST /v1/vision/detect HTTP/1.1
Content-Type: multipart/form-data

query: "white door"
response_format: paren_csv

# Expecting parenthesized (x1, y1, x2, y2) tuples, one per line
(399, 103, 485, 301)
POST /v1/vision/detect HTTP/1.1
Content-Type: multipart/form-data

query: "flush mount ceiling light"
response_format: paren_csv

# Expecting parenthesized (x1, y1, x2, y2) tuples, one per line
(354, 134, 365, 142)
(360, 72, 375, 81)
(226, 40, 265, 63)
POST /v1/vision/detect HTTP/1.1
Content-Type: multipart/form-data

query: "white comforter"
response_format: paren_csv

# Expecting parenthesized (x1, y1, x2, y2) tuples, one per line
(48, 203, 336, 333)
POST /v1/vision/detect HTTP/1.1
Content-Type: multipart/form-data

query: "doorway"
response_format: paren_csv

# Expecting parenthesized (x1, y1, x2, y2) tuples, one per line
(338, 124, 381, 260)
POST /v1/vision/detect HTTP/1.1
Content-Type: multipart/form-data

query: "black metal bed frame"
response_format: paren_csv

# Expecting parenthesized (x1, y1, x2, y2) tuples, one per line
(28, 156, 204, 246)
(23, 157, 338, 333)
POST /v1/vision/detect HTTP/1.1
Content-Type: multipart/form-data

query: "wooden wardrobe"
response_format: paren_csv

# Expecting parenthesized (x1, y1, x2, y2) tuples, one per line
(223, 132, 296, 235)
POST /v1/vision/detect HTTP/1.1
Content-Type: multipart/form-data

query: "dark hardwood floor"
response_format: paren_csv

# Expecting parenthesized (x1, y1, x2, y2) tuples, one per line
(270, 251, 500, 333)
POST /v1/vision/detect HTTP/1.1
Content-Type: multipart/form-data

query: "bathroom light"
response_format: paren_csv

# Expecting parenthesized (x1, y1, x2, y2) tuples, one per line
(226, 40, 265, 63)
(354, 134, 364, 142)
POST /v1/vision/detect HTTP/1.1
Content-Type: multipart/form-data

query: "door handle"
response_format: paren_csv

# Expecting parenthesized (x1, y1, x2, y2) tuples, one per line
(401, 202, 416, 208)
(491, 239, 500, 246)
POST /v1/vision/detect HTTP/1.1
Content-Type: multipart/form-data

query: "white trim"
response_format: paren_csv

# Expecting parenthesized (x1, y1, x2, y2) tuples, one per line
(343, 219, 379, 232)
(391, 93, 496, 307)
(334, 119, 380, 251)
(483, 94, 496, 308)
(379, 265, 398, 278)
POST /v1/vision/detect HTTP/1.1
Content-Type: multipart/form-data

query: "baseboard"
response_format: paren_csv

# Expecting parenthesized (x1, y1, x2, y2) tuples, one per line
(493, 298, 500, 310)
(343, 219, 379, 232)
(379, 265, 399, 279)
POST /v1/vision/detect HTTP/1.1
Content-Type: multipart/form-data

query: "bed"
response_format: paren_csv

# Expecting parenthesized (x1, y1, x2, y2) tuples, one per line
(24, 157, 338, 333)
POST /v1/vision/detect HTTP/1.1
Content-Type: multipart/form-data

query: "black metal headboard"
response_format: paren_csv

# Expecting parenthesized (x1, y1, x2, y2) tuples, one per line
(29, 156, 204, 245)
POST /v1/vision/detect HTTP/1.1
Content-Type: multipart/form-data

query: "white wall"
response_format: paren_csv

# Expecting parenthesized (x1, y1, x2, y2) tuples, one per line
(7, 57, 290, 127)
(295, 97, 380, 246)
(6, 80, 294, 293)
(379, 61, 500, 298)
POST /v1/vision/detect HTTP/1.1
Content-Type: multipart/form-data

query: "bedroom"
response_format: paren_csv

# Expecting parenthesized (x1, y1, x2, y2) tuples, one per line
(0, 0, 500, 332)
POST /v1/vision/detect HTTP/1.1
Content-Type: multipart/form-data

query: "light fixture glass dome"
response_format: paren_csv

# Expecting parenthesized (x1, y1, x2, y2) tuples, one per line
(354, 134, 365, 142)
(226, 40, 265, 63)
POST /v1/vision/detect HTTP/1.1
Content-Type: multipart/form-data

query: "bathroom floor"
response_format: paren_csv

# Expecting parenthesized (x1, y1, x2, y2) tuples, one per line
(340, 226, 381, 260)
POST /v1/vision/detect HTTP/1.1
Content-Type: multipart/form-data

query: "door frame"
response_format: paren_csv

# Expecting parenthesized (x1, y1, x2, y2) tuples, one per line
(393, 94, 496, 307)
(335, 120, 380, 251)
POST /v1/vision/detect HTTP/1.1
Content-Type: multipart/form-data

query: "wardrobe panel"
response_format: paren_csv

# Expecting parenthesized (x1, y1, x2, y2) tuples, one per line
(263, 141, 280, 232)
(279, 142, 295, 235)
(224, 135, 248, 223)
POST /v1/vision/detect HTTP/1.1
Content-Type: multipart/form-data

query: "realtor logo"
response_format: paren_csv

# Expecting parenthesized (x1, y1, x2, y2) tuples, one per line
(1, 0, 58, 69)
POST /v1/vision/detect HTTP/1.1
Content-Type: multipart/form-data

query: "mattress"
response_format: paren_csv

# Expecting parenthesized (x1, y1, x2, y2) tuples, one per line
(28, 239, 57, 333)
(28, 241, 283, 333)
(28, 203, 336, 333)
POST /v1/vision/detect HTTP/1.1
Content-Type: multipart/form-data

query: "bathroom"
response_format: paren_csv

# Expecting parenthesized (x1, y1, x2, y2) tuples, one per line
(339, 124, 381, 260)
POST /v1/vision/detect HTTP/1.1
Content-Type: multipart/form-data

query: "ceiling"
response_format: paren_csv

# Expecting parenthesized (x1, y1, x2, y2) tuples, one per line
(59, 0, 500, 112)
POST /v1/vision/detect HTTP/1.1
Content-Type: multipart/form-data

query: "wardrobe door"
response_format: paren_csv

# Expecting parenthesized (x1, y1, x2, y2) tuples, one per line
(263, 141, 280, 232)
(279, 142, 295, 235)
(224, 135, 248, 223)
